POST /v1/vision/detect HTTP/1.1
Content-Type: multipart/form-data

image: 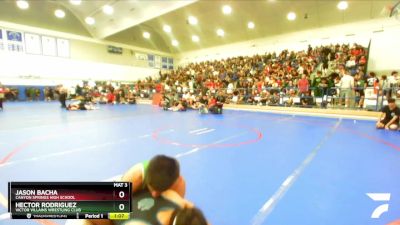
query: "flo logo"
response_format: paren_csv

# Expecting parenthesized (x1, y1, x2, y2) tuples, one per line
(366, 193, 391, 219)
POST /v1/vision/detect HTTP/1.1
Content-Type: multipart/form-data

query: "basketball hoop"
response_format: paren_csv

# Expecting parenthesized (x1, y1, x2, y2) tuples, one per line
(389, 1, 400, 20)
(382, 1, 400, 20)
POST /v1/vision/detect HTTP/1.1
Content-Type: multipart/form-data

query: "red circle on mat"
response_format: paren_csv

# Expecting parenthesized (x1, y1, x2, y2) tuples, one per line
(152, 123, 263, 148)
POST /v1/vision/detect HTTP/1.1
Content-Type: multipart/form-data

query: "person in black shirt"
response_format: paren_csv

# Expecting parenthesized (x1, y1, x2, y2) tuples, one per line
(66, 100, 97, 111)
(376, 98, 400, 130)
(161, 94, 171, 110)
(198, 95, 209, 114)
(199, 95, 208, 105)
(59, 88, 67, 108)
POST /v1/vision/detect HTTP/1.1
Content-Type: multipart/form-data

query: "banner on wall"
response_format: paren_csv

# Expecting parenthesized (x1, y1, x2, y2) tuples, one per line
(135, 53, 147, 61)
(148, 54, 155, 67)
(42, 36, 57, 56)
(1, 27, 70, 58)
(25, 33, 41, 55)
(6, 30, 24, 52)
(168, 58, 174, 70)
(155, 55, 161, 69)
(57, 38, 70, 58)
(162, 57, 168, 69)
(0, 29, 3, 51)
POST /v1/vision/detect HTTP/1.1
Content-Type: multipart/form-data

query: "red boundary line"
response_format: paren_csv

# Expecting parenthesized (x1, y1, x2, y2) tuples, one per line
(153, 116, 400, 151)
(289, 117, 400, 151)
(0, 134, 60, 165)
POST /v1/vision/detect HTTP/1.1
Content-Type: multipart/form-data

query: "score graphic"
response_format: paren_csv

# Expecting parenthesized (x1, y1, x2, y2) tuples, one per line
(8, 182, 131, 220)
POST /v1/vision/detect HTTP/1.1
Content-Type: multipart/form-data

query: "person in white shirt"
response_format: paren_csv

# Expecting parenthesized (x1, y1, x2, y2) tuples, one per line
(297, 65, 304, 75)
(345, 56, 356, 69)
(182, 85, 188, 94)
(176, 86, 182, 94)
(227, 82, 234, 94)
(338, 65, 355, 108)
(164, 83, 170, 92)
(380, 75, 391, 99)
(188, 79, 194, 93)
(182, 92, 191, 100)
(388, 71, 398, 89)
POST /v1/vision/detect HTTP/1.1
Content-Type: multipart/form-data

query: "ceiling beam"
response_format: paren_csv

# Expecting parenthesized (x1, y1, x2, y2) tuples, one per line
(94, 0, 198, 39)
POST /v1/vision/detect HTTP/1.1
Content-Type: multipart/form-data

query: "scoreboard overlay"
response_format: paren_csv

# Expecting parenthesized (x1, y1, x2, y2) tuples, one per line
(8, 182, 131, 220)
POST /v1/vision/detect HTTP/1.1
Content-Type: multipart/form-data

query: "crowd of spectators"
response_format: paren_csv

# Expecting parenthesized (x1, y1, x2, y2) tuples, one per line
(54, 82, 138, 108)
(132, 43, 399, 110)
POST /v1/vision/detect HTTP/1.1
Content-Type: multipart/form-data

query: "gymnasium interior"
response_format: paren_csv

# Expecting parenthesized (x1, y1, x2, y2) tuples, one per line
(0, 1, 400, 225)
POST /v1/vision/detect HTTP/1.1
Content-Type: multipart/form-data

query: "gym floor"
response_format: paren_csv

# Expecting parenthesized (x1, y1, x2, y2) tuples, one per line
(0, 102, 399, 225)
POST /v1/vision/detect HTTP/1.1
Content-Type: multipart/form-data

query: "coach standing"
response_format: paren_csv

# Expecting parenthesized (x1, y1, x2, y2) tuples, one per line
(57, 85, 67, 108)
(338, 65, 355, 108)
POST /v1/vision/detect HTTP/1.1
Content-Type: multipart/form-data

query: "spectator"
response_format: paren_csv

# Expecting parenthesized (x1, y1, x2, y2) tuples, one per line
(298, 74, 310, 96)
(312, 71, 323, 98)
(388, 71, 398, 90)
(380, 75, 391, 100)
(58, 86, 67, 108)
(48, 87, 54, 101)
(366, 72, 378, 96)
(207, 95, 220, 114)
(0, 83, 5, 111)
(300, 91, 313, 107)
(319, 77, 329, 108)
(376, 98, 399, 130)
(354, 73, 366, 108)
(338, 65, 354, 108)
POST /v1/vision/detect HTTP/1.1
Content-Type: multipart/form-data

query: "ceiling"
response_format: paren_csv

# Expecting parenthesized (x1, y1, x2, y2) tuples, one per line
(0, 0, 396, 54)
(0, 0, 90, 36)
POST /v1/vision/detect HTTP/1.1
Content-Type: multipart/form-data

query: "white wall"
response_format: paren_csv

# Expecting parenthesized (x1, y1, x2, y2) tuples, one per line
(368, 24, 400, 73)
(0, 21, 170, 86)
(0, 52, 160, 86)
(177, 18, 400, 74)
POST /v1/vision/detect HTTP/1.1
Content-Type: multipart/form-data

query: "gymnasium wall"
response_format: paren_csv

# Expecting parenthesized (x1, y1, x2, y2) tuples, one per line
(176, 18, 400, 75)
(0, 21, 172, 85)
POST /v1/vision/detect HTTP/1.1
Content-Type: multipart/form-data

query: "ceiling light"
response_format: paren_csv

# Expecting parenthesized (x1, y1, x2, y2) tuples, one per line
(16, 0, 29, 10)
(143, 32, 150, 39)
(188, 16, 198, 25)
(222, 5, 232, 15)
(337, 1, 348, 10)
(85, 17, 95, 25)
(69, 0, 81, 5)
(216, 28, 224, 37)
(287, 12, 296, 21)
(192, 35, 199, 42)
(248, 21, 255, 29)
(55, 9, 65, 18)
(163, 25, 172, 33)
(172, 40, 179, 46)
(103, 5, 114, 15)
